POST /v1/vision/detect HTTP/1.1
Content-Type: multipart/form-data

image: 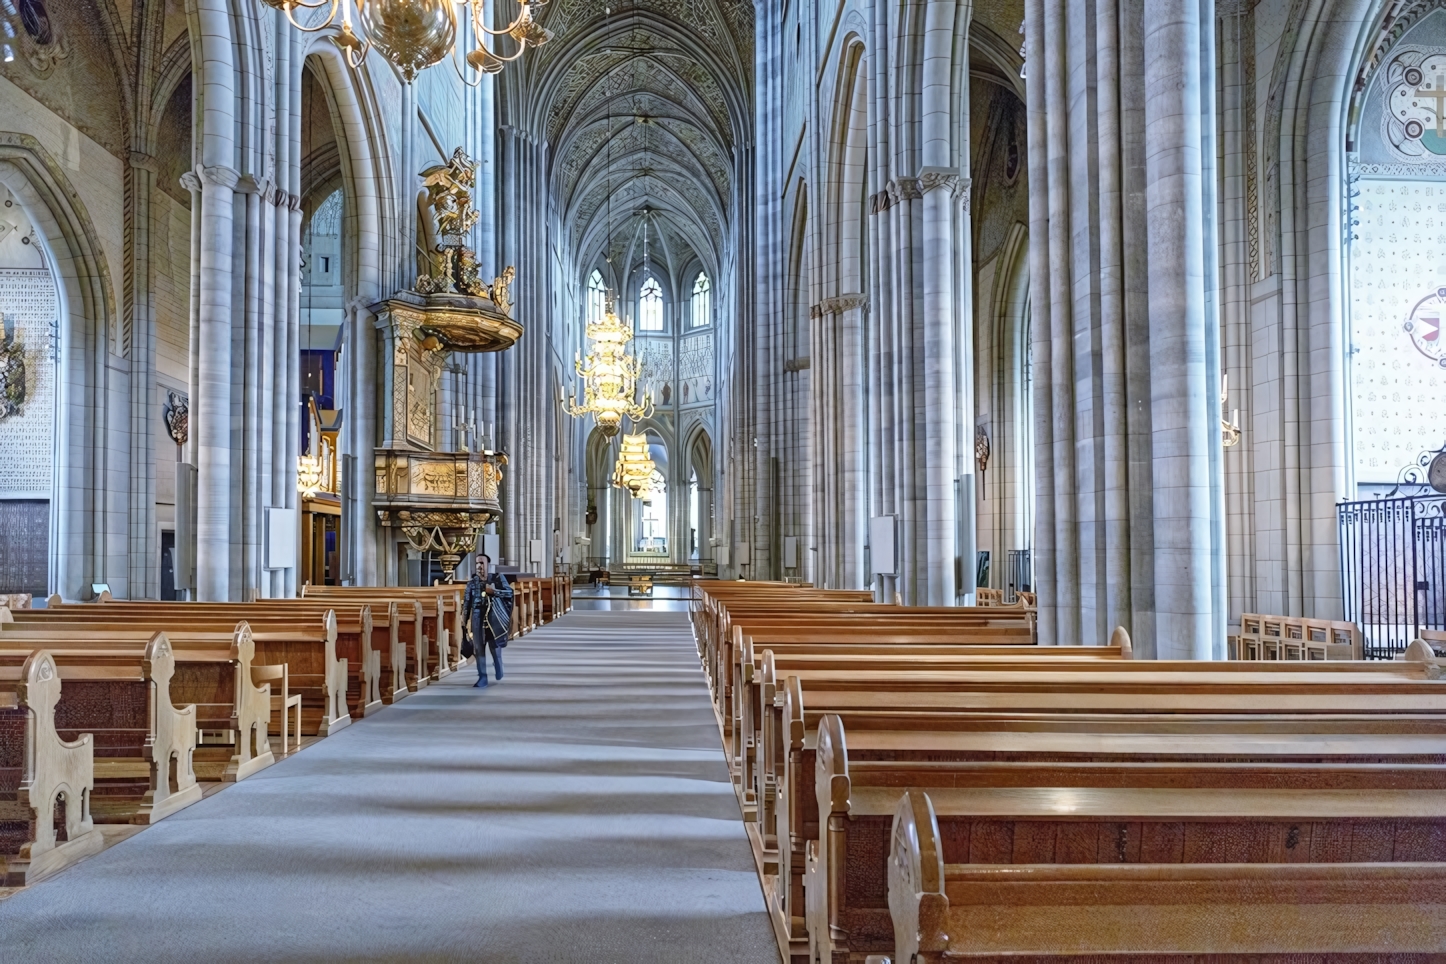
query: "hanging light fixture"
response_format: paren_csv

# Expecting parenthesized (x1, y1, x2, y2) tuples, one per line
(260, 0, 551, 83)
(565, 302, 654, 437)
(564, 53, 653, 437)
(611, 433, 656, 498)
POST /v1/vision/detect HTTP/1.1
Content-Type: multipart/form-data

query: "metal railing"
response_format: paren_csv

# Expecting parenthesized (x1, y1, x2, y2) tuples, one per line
(1338, 493, 1446, 658)
(1006, 549, 1032, 604)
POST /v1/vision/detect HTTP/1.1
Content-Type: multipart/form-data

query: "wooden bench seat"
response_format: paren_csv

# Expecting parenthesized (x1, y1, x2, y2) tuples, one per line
(304, 585, 465, 680)
(1, 619, 287, 782)
(0, 648, 104, 885)
(880, 789, 1446, 963)
(808, 712, 1446, 963)
(0, 632, 200, 826)
(13, 601, 390, 720)
(764, 659, 1446, 960)
(708, 613, 1038, 713)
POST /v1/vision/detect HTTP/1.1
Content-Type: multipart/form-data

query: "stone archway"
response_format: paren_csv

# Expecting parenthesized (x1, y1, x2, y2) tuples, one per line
(0, 133, 118, 601)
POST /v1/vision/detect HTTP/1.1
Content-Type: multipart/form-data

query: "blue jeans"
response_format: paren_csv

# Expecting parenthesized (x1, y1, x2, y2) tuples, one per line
(476, 636, 503, 683)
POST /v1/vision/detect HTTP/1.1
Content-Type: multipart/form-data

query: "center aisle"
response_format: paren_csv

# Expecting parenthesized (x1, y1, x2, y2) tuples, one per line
(0, 610, 780, 964)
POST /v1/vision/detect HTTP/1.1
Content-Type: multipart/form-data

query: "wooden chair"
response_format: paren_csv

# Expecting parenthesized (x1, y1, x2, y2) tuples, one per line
(252, 664, 302, 755)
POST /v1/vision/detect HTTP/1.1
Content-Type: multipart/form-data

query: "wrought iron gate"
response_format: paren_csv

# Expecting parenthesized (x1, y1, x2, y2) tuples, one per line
(1338, 494, 1446, 658)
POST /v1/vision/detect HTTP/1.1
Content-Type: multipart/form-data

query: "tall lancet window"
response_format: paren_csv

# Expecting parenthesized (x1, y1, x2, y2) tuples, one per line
(639, 277, 663, 331)
(587, 269, 606, 324)
(691, 272, 711, 328)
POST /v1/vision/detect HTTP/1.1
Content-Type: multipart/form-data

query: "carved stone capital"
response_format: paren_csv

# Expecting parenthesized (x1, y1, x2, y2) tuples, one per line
(235, 173, 268, 196)
(128, 151, 159, 172)
(178, 171, 202, 194)
(869, 190, 891, 214)
(198, 164, 242, 191)
(809, 303, 823, 319)
(888, 177, 923, 204)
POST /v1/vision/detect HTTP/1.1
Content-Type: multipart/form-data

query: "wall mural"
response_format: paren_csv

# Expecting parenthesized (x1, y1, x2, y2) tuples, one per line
(0, 269, 56, 496)
(0, 313, 27, 419)
(1351, 10, 1446, 484)
(678, 331, 713, 406)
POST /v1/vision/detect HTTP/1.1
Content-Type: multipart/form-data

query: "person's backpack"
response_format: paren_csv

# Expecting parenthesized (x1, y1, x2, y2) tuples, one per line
(485, 578, 512, 645)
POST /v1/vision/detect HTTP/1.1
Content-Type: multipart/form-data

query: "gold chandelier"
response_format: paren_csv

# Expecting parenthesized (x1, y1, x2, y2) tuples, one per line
(565, 300, 653, 438)
(611, 433, 656, 499)
(261, 0, 552, 82)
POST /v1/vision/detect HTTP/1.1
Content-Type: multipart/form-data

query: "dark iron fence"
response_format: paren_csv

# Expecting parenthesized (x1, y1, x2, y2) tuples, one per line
(1338, 494, 1446, 658)
(1006, 549, 1032, 604)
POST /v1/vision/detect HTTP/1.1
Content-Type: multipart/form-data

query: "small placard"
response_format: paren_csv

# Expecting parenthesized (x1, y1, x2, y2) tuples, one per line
(782, 536, 799, 570)
(869, 515, 896, 575)
(265, 507, 298, 570)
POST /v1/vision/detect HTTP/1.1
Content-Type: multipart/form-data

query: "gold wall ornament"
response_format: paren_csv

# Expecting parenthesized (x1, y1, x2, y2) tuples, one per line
(564, 302, 654, 437)
(297, 454, 325, 498)
(262, 0, 550, 83)
(611, 433, 656, 498)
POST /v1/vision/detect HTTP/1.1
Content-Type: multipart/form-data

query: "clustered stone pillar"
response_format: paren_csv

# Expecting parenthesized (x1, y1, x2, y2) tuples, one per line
(744, 0, 976, 603)
(188, 10, 309, 601)
(1025, 0, 1225, 656)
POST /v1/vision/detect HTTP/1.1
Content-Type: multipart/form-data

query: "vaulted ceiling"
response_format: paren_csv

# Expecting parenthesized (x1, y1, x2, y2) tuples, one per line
(511, 0, 752, 287)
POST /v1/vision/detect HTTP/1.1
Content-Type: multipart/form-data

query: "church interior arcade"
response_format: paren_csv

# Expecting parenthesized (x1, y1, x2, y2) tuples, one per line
(1, 0, 1446, 959)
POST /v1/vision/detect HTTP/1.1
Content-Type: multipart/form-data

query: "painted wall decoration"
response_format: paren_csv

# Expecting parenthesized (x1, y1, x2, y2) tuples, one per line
(0, 314, 27, 419)
(1349, 180, 1446, 482)
(678, 331, 714, 406)
(636, 337, 674, 405)
(0, 268, 57, 496)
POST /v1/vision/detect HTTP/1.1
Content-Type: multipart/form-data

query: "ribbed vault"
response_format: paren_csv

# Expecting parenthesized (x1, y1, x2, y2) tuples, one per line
(507, 0, 751, 285)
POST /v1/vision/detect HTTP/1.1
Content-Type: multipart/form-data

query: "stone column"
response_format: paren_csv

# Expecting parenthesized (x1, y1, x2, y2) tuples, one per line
(195, 163, 239, 601)
(1143, 0, 1213, 659)
(126, 152, 159, 598)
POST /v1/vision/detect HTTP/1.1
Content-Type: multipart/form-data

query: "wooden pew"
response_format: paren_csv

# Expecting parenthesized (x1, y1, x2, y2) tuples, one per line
(881, 788, 1446, 963)
(808, 709, 1446, 963)
(303, 585, 465, 680)
(0, 619, 276, 783)
(706, 610, 1036, 710)
(14, 601, 386, 721)
(766, 657, 1446, 960)
(0, 648, 105, 885)
(0, 632, 200, 826)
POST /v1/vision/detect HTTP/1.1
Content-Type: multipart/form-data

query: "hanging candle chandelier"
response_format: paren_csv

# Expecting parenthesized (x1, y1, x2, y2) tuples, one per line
(564, 299, 653, 438)
(261, 0, 552, 82)
(611, 433, 656, 499)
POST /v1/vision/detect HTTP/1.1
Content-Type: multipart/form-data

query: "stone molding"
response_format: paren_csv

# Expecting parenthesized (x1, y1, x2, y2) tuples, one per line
(819, 292, 867, 314)
(128, 151, 159, 172)
(918, 167, 971, 207)
(179, 171, 201, 194)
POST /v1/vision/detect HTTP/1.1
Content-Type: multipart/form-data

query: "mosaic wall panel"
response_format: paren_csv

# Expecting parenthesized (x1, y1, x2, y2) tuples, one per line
(0, 267, 57, 495)
(1350, 179, 1446, 482)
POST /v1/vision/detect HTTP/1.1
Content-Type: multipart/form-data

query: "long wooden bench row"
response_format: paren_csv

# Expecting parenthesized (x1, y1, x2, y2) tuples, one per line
(0, 579, 532, 888)
(693, 580, 1446, 964)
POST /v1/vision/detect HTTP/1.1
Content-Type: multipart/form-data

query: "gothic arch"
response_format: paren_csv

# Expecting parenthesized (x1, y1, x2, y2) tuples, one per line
(0, 132, 119, 599)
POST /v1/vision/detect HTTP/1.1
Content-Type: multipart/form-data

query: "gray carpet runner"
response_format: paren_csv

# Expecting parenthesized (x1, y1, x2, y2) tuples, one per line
(0, 610, 779, 963)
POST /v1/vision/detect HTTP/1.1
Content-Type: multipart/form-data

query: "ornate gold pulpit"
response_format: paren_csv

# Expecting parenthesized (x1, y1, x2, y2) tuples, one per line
(372, 148, 521, 580)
